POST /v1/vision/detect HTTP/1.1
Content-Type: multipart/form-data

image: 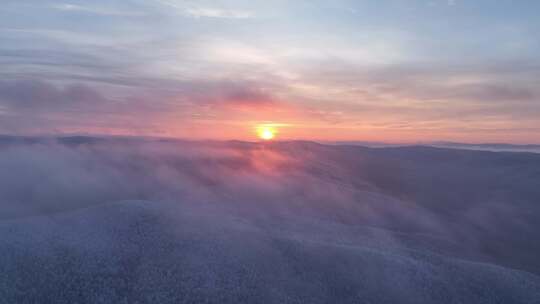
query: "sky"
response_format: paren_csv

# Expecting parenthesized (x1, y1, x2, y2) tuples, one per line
(0, 0, 539, 143)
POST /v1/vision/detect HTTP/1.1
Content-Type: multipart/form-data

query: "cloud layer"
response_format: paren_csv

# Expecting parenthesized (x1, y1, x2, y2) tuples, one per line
(1, 0, 540, 142)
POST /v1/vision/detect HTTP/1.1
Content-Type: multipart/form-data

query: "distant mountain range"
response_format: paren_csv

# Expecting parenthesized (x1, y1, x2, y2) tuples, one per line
(324, 139, 540, 153)
(2, 134, 540, 152)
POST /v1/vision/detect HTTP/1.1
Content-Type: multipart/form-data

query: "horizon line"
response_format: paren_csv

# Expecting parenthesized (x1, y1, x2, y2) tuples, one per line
(1, 133, 540, 147)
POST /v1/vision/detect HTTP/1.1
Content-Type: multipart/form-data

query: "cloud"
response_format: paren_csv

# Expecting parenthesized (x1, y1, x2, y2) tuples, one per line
(0, 138, 446, 232)
(294, 60, 540, 117)
(154, 0, 254, 19)
(0, 78, 290, 136)
(0, 78, 278, 109)
(170, 80, 278, 107)
(0, 79, 108, 111)
(0, 79, 130, 135)
(440, 83, 536, 102)
(185, 8, 254, 19)
(50, 3, 145, 17)
(224, 88, 274, 105)
(1, 0, 539, 141)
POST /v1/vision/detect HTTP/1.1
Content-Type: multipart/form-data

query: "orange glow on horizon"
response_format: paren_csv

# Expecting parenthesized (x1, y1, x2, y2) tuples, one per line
(257, 125, 277, 140)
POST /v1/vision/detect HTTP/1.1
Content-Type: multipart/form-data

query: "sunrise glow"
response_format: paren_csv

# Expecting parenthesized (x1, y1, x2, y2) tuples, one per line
(2, 1, 540, 302)
(257, 126, 276, 140)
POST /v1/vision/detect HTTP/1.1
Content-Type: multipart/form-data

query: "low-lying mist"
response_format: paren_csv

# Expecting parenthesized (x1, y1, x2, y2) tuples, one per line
(1, 136, 540, 303)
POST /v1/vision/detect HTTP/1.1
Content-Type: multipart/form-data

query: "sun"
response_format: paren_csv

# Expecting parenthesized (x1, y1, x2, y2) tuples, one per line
(257, 126, 276, 140)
